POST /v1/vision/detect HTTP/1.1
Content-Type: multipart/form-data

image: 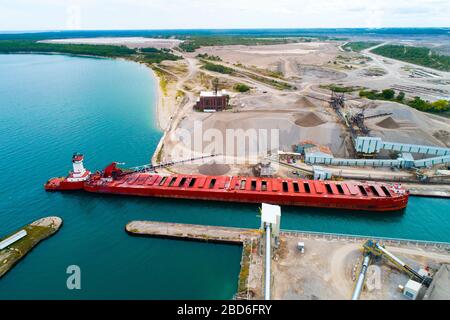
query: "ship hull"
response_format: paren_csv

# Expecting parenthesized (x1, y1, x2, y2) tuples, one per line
(81, 173, 409, 212)
(45, 178, 85, 191)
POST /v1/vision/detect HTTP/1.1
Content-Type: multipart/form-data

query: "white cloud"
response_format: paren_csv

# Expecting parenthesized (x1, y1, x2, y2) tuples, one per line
(0, 0, 449, 30)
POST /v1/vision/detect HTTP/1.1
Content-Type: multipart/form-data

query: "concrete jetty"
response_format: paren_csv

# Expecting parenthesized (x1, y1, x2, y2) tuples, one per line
(0, 216, 63, 278)
(126, 220, 264, 299)
(126, 220, 261, 243)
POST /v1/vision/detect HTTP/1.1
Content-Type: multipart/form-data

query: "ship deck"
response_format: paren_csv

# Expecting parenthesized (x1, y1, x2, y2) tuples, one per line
(106, 173, 399, 199)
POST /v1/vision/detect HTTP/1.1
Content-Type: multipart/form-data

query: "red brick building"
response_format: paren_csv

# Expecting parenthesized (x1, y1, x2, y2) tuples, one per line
(195, 90, 229, 112)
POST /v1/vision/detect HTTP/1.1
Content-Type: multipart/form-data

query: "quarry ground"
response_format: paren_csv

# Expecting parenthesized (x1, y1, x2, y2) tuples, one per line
(51, 37, 450, 182)
(149, 38, 450, 182)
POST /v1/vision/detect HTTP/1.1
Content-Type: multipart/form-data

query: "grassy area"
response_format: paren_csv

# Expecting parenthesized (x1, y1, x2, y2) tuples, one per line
(371, 44, 450, 71)
(156, 144, 164, 163)
(245, 72, 294, 90)
(151, 65, 175, 96)
(0, 40, 135, 57)
(237, 242, 252, 295)
(233, 83, 251, 92)
(196, 53, 222, 61)
(0, 223, 59, 278)
(178, 36, 304, 52)
(359, 88, 450, 114)
(139, 48, 182, 64)
(235, 63, 284, 79)
(0, 40, 182, 64)
(320, 84, 363, 93)
(342, 41, 382, 52)
(201, 61, 235, 75)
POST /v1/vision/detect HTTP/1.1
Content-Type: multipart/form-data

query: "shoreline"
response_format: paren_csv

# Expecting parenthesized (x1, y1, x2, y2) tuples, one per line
(144, 63, 170, 165)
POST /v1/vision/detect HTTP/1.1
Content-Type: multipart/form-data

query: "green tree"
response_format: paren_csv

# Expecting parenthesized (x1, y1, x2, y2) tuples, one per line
(381, 89, 395, 100)
(396, 91, 405, 102)
(233, 83, 251, 92)
(431, 100, 450, 112)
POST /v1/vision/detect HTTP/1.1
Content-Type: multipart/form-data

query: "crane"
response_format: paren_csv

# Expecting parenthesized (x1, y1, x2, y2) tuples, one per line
(352, 239, 433, 300)
(363, 240, 432, 286)
(348, 111, 393, 135)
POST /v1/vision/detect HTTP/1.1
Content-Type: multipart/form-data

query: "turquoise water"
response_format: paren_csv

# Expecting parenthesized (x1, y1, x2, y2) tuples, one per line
(0, 54, 449, 299)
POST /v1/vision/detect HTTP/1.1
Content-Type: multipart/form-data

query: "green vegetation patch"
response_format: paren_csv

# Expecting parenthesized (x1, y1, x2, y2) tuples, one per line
(196, 53, 222, 61)
(0, 40, 183, 65)
(343, 41, 381, 52)
(359, 88, 450, 114)
(0, 40, 135, 57)
(320, 84, 363, 93)
(0, 224, 57, 278)
(179, 36, 304, 52)
(237, 242, 252, 294)
(201, 61, 235, 75)
(139, 48, 181, 64)
(233, 83, 251, 92)
(371, 44, 450, 72)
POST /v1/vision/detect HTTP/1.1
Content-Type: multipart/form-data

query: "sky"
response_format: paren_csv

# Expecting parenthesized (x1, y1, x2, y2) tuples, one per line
(0, 0, 449, 31)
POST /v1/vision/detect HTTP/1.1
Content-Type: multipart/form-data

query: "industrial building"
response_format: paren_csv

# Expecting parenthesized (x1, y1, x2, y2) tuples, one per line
(194, 90, 229, 112)
(355, 137, 450, 157)
(423, 264, 450, 300)
(299, 137, 450, 169)
(312, 166, 332, 180)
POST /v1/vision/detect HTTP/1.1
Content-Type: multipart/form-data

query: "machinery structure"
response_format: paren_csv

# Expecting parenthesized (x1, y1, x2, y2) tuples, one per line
(352, 239, 433, 300)
(348, 111, 393, 135)
(260, 203, 281, 300)
(363, 240, 432, 286)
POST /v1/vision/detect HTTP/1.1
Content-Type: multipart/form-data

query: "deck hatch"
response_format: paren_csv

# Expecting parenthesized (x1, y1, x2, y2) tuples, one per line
(381, 186, 391, 197)
(304, 182, 311, 193)
(146, 175, 158, 186)
(261, 181, 267, 191)
(272, 180, 279, 192)
(197, 177, 206, 188)
(179, 177, 187, 187)
(168, 177, 177, 187)
(188, 178, 197, 187)
(358, 185, 368, 196)
(370, 186, 380, 197)
(347, 184, 359, 196)
(314, 181, 324, 194)
(159, 177, 167, 186)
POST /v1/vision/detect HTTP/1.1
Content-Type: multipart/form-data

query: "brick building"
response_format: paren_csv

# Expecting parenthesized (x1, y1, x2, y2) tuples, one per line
(195, 90, 229, 112)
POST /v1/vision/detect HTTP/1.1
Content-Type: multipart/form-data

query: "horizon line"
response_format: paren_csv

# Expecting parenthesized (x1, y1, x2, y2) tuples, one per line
(1, 27, 450, 34)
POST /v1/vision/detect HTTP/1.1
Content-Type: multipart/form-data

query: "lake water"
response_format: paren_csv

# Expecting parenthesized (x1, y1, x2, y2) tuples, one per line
(0, 54, 449, 299)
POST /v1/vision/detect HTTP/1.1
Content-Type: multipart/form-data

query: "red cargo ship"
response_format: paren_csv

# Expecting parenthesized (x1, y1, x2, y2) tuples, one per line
(45, 154, 409, 212)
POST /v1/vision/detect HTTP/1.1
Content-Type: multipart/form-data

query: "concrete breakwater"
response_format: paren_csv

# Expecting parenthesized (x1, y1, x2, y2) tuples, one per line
(126, 221, 264, 299)
(0, 217, 63, 278)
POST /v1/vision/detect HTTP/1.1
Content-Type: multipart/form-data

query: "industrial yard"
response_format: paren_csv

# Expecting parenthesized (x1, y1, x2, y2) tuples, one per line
(125, 212, 450, 301)
(149, 38, 450, 191)
(50, 35, 450, 191)
(272, 232, 450, 300)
